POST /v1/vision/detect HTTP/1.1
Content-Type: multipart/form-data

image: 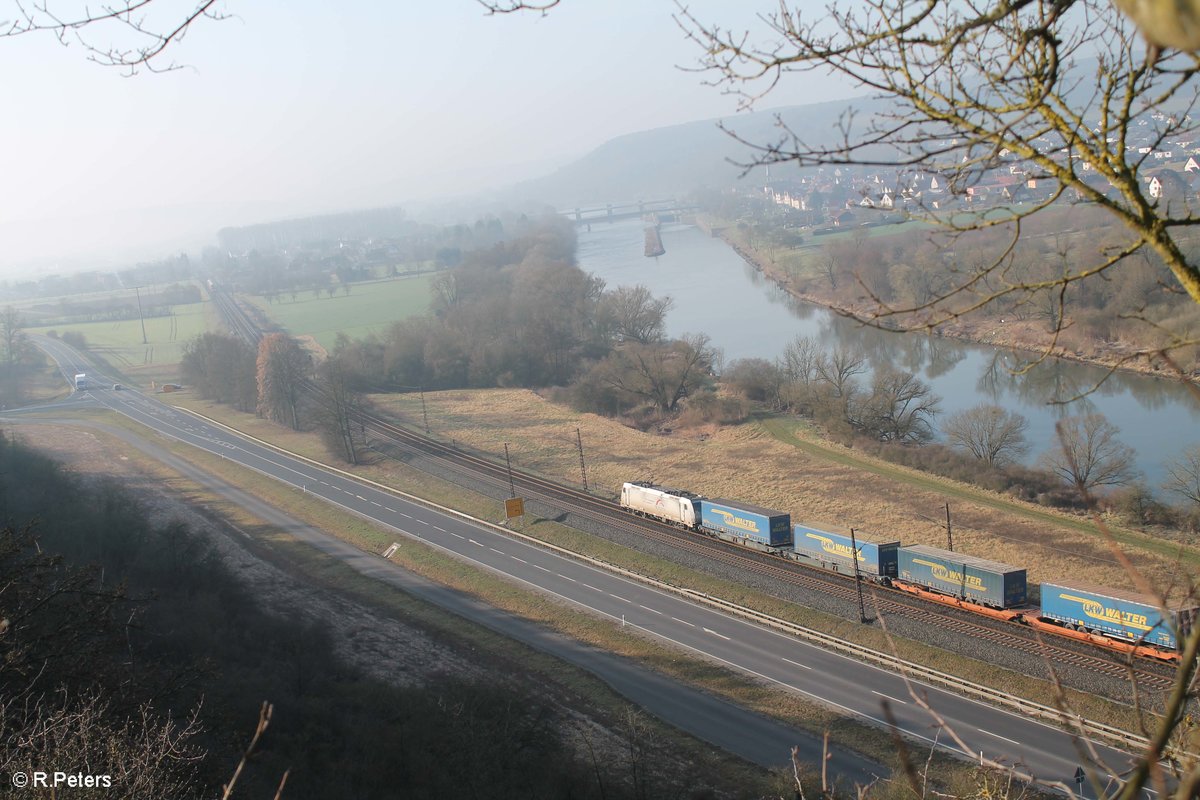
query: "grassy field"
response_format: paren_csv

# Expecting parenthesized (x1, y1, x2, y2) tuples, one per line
(27, 300, 214, 386)
(370, 388, 1199, 594)
(245, 274, 434, 350)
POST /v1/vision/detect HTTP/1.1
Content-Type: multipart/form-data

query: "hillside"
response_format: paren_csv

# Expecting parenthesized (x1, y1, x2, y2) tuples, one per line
(506, 96, 882, 207)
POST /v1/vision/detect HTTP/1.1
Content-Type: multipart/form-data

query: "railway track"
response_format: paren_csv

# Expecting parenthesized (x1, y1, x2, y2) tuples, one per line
(207, 287, 1180, 693)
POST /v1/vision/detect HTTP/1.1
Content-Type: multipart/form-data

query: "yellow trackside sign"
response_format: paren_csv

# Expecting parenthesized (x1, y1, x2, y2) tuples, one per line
(505, 497, 525, 519)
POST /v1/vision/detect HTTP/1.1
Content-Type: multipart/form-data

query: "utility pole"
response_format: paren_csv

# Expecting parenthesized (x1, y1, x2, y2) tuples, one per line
(575, 427, 589, 492)
(503, 442, 516, 498)
(916, 502, 953, 551)
(419, 387, 429, 434)
(849, 528, 868, 624)
(134, 286, 148, 345)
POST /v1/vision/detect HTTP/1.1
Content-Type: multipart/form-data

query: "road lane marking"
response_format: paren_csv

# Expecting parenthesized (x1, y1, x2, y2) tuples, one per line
(468, 539, 484, 547)
(639, 605, 662, 614)
(400, 513, 412, 519)
(559, 574, 577, 582)
(581, 583, 602, 591)
(385, 507, 396, 513)
(872, 691, 907, 705)
(489, 547, 505, 554)
(417, 519, 429, 525)
(978, 729, 1020, 746)
(781, 657, 812, 670)
(447, 532, 464, 539)
(671, 617, 695, 627)
(356, 495, 367, 501)
(371, 501, 381, 507)
(433, 526, 445, 532)
(703, 627, 731, 640)
(532, 564, 552, 573)
(510, 556, 527, 564)
(610, 593, 632, 603)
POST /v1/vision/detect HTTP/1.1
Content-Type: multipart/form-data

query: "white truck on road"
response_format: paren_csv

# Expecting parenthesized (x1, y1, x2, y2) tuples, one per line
(74, 373, 88, 391)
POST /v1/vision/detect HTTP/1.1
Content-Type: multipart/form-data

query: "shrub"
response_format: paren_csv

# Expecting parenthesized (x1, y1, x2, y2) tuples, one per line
(61, 331, 87, 350)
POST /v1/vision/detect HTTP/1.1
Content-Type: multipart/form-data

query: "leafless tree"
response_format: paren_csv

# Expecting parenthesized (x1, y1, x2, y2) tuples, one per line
(0, 306, 24, 370)
(848, 367, 941, 443)
(781, 334, 822, 386)
(1164, 444, 1200, 507)
(1041, 413, 1138, 492)
(814, 346, 866, 399)
(598, 333, 715, 414)
(255, 333, 309, 430)
(312, 357, 365, 464)
(943, 404, 1030, 467)
(0, 0, 230, 74)
(673, 0, 1200, 368)
(600, 284, 673, 344)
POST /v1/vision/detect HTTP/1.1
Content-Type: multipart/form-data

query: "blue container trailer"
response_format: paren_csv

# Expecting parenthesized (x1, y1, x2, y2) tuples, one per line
(897, 544, 1027, 608)
(1040, 581, 1196, 650)
(791, 525, 899, 580)
(698, 499, 792, 547)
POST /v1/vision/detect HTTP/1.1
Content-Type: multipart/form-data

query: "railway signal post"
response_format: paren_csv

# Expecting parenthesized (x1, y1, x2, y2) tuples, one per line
(849, 528, 869, 624)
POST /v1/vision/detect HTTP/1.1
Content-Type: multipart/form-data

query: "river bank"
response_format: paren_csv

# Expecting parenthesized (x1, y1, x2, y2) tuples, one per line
(711, 222, 1199, 386)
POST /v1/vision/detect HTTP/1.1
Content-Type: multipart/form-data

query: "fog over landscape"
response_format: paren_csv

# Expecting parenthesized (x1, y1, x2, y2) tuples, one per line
(7, 3, 1200, 798)
(0, 0, 846, 274)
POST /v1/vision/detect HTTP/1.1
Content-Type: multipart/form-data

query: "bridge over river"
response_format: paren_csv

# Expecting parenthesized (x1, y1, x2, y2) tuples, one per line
(559, 198, 697, 225)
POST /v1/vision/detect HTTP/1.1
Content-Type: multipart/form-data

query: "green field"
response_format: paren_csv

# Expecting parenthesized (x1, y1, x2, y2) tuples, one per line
(28, 301, 214, 385)
(246, 275, 434, 350)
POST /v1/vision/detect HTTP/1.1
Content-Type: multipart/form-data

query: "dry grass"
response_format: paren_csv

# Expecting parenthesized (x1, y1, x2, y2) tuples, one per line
(371, 388, 1197, 594)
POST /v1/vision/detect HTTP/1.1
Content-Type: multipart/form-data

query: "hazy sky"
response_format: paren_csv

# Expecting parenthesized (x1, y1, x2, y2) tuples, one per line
(0, 0, 842, 275)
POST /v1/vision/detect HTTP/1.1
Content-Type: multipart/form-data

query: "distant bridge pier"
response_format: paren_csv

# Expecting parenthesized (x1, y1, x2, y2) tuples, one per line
(575, 208, 582, 222)
(607, 204, 613, 222)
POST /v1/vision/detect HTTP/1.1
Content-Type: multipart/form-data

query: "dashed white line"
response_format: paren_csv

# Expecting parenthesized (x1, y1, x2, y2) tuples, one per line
(558, 574, 577, 582)
(468, 539, 484, 547)
(489, 547, 505, 554)
(638, 605, 662, 615)
(417, 519, 429, 526)
(581, 583, 602, 592)
(433, 525, 445, 532)
(356, 495, 367, 501)
(510, 556, 527, 564)
(610, 593, 632, 603)
(978, 728, 1019, 746)
(371, 501, 382, 507)
(703, 627, 731, 640)
(447, 532, 464, 539)
(872, 691, 907, 705)
(384, 507, 396, 513)
(671, 617, 695, 627)
(532, 564, 552, 573)
(400, 513, 412, 519)
(781, 657, 812, 670)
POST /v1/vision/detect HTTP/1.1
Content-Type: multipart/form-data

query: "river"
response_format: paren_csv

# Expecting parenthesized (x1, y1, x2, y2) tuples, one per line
(576, 219, 1200, 489)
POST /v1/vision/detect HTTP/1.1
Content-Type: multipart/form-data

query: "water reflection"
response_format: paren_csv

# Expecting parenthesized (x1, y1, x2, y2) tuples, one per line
(576, 220, 1200, 486)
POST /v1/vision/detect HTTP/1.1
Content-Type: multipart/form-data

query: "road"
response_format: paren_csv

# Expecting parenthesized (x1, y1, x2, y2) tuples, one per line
(21, 335, 1158, 796)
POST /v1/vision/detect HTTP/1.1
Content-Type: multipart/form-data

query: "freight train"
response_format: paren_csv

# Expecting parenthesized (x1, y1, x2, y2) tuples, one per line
(619, 481, 1197, 662)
